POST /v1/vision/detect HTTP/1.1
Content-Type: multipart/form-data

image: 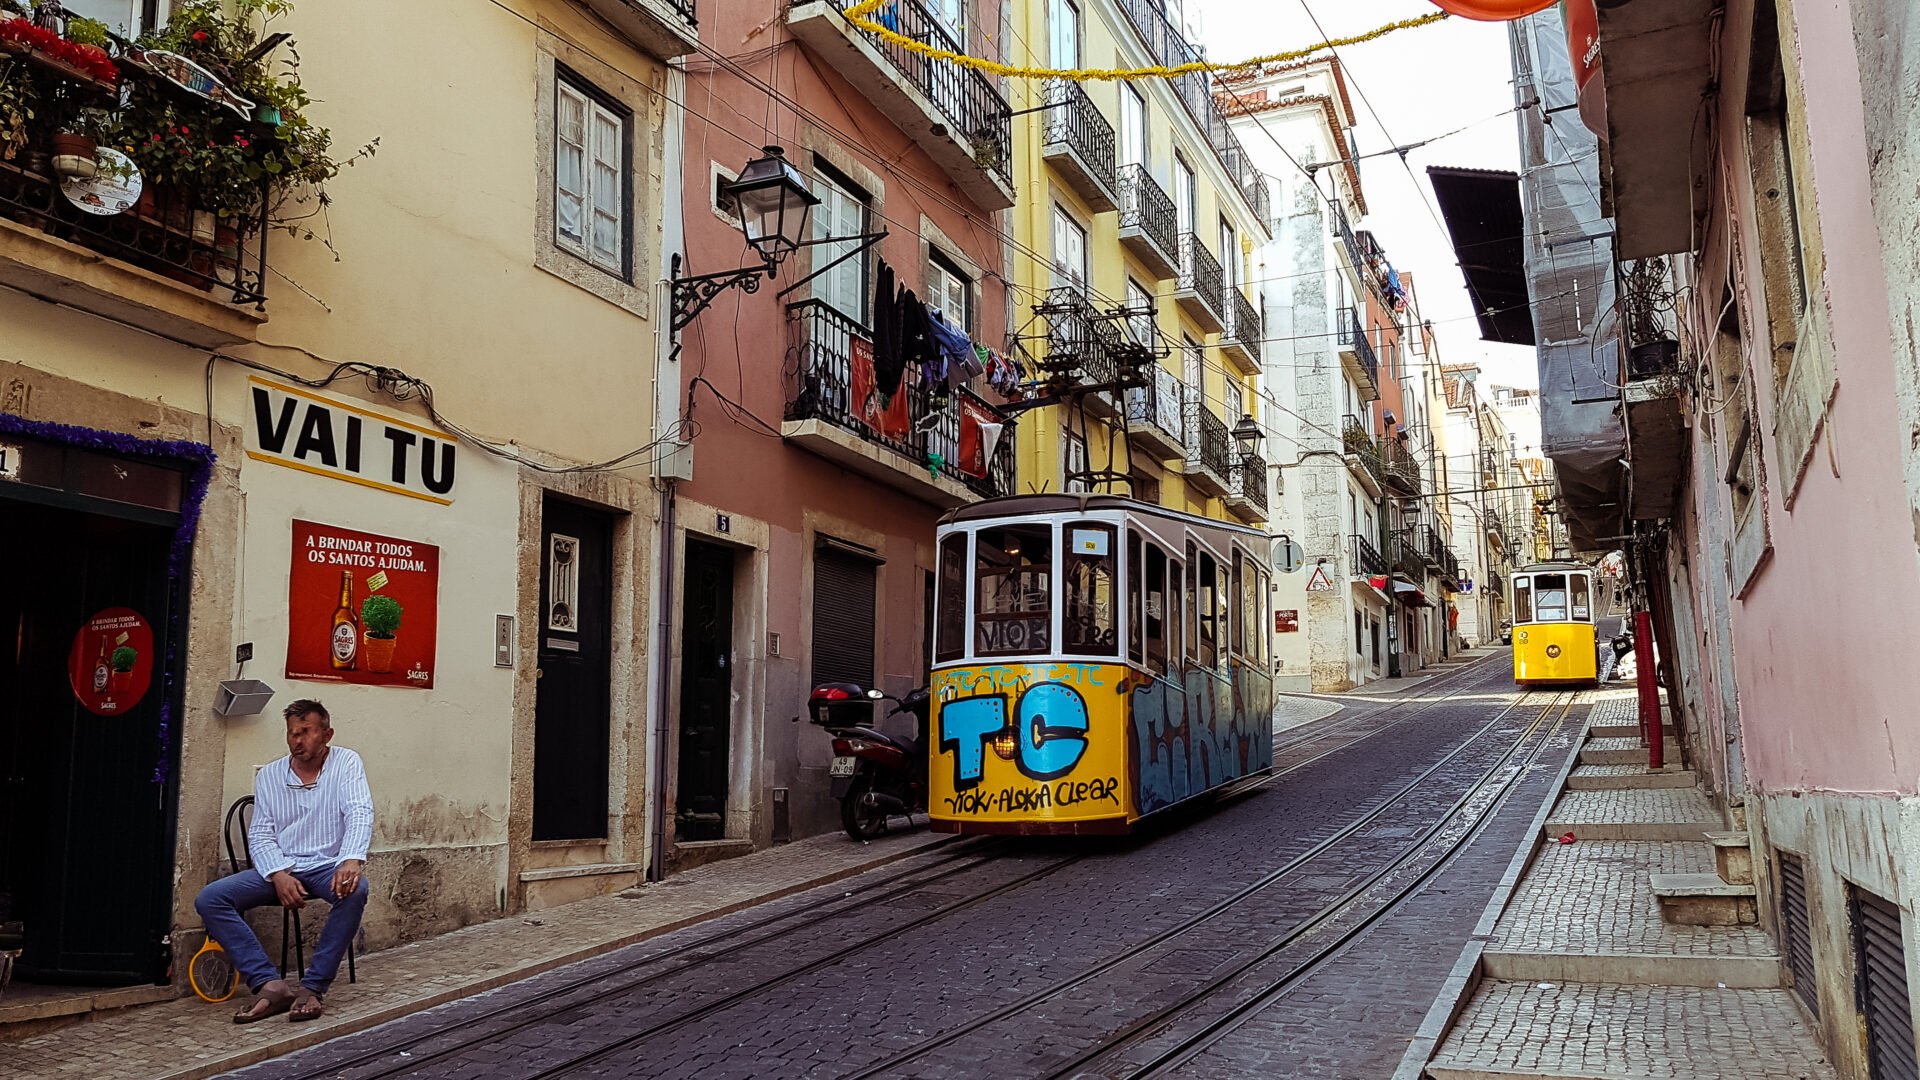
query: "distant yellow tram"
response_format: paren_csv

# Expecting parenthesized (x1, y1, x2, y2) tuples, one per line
(1511, 562, 1600, 686)
(929, 495, 1275, 835)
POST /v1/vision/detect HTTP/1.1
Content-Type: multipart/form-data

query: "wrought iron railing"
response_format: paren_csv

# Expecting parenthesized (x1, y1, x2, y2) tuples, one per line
(1341, 307, 1378, 386)
(1117, 163, 1177, 260)
(1352, 533, 1385, 578)
(835, 0, 1011, 188)
(1487, 570, 1504, 597)
(1341, 413, 1387, 488)
(786, 299, 1012, 498)
(1043, 79, 1116, 193)
(1231, 448, 1268, 516)
(1335, 204, 1364, 277)
(1484, 506, 1506, 543)
(1185, 395, 1232, 481)
(666, 0, 697, 26)
(1038, 286, 1124, 390)
(1393, 535, 1425, 578)
(1225, 287, 1260, 356)
(1125, 365, 1186, 447)
(1384, 437, 1422, 495)
(1177, 233, 1224, 318)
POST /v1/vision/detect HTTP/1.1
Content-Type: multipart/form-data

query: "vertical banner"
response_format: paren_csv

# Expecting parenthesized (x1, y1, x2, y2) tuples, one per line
(957, 396, 998, 478)
(287, 520, 440, 689)
(850, 336, 911, 441)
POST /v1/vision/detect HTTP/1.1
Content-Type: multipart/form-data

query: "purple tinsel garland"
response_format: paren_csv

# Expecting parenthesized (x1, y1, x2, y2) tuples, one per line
(0, 411, 215, 786)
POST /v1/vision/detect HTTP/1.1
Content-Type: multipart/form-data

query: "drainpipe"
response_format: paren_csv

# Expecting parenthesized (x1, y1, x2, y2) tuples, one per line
(647, 483, 676, 882)
(1634, 607, 1661, 769)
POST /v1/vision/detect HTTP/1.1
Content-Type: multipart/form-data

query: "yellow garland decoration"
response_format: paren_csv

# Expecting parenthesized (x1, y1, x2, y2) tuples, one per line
(839, 1, 1451, 83)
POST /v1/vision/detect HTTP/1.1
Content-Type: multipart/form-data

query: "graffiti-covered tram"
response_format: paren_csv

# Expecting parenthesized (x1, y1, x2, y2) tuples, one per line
(1511, 561, 1600, 686)
(929, 495, 1276, 835)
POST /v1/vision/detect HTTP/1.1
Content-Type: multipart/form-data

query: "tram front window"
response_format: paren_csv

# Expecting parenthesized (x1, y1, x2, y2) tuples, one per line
(1063, 523, 1118, 655)
(976, 524, 1052, 656)
(1532, 573, 1569, 622)
(1514, 578, 1533, 623)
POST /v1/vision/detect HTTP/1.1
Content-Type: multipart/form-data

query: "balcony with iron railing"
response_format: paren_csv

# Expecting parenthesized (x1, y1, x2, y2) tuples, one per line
(1041, 79, 1118, 212)
(1338, 306, 1379, 398)
(1484, 505, 1507, 549)
(1174, 233, 1225, 333)
(1342, 413, 1387, 494)
(783, 299, 1014, 506)
(1352, 533, 1386, 578)
(579, 0, 700, 58)
(1035, 286, 1150, 419)
(1383, 436, 1422, 496)
(1392, 534, 1425, 579)
(1334, 204, 1365, 281)
(1116, 163, 1178, 279)
(1220, 286, 1260, 374)
(1227, 447, 1267, 520)
(1183, 395, 1232, 497)
(1125, 364, 1187, 462)
(788, 0, 1014, 209)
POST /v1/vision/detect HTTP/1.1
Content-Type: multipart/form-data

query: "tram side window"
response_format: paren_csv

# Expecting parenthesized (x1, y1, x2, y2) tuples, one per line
(1253, 568, 1269, 667)
(1514, 577, 1533, 623)
(975, 524, 1052, 657)
(1570, 575, 1591, 621)
(1144, 543, 1170, 675)
(1533, 574, 1568, 622)
(1168, 551, 1184, 669)
(1128, 531, 1145, 665)
(1185, 540, 1199, 664)
(1198, 551, 1220, 669)
(1230, 551, 1246, 659)
(1063, 522, 1118, 655)
(936, 532, 967, 663)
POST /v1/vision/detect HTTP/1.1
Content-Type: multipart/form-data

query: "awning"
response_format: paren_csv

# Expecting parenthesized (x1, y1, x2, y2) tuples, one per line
(1393, 581, 1432, 608)
(1427, 166, 1534, 346)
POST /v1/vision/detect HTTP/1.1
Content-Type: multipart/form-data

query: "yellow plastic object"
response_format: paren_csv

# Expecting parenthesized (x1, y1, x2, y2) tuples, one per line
(188, 938, 240, 1003)
(1427, 0, 1559, 21)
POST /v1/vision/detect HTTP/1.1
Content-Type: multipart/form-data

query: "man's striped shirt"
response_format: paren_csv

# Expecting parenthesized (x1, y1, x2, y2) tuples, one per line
(248, 747, 375, 880)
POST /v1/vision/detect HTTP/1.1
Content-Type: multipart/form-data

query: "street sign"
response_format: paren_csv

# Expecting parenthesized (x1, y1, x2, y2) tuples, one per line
(1272, 537, 1306, 574)
(1306, 564, 1335, 592)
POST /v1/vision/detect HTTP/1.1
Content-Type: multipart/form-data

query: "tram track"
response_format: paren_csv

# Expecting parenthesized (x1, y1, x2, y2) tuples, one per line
(1044, 691, 1581, 1079)
(837, 687, 1576, 1080)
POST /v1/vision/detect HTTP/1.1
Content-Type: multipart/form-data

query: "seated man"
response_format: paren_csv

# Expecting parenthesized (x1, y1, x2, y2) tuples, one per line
(196, 699, 373, 1024)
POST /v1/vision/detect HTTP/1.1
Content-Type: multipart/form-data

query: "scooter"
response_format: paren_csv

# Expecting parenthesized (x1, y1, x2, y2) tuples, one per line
(805, 683, 931, 840)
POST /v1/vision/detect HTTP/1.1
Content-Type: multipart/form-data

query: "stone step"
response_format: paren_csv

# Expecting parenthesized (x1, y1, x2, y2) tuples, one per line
(1481, 948, 1783, 989)
(1542, 819, 1721, 842)
(1580, 741, 1680, 766)
(1565, 765, 1697, 791)
(1651, 872, 1759, 926)
(1705, 831, 1754, 885)
(1590, 722, 1676, 739)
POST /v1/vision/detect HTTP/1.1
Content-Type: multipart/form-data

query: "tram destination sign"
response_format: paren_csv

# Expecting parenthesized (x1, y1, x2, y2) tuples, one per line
(246, 376, 459, 505)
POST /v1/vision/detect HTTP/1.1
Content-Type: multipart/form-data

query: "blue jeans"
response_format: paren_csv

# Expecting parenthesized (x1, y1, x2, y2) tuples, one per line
(194, 864, 367, 995)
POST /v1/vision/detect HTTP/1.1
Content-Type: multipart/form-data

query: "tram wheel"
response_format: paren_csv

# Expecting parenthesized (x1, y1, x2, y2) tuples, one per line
(841, 775, 890, 841)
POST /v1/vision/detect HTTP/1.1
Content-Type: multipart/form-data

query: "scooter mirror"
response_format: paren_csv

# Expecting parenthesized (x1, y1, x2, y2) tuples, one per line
(865, 688, 885, 700)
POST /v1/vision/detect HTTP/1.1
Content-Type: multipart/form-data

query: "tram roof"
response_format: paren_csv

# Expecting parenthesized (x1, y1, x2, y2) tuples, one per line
(1515, 561, 1592, 573)
(939, 494, 1269, 540)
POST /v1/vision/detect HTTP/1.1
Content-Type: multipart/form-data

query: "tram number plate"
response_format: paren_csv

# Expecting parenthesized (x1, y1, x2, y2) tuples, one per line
(829, 756, 858, 777)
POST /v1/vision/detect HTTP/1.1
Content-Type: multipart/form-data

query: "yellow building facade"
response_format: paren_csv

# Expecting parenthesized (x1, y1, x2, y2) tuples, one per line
(1005, 0, 1271, 526)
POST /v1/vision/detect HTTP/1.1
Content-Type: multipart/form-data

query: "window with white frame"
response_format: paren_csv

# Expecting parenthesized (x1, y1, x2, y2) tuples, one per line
(934, 0, 967, 46)
(1052, 204, 1089, 292)
(1049, 0, 1081, 69)
(1126, 278, 1155, 346)
(555, 74, 628, 278)
(1064, 429, 1090, 493)
(1119, 85, 1148, 169)
(60, 0, 152, 35)
(1220, 217, 1238, 287)
(927, 249, 973, 334)
(811, 162, 872, 323)
(1174, 155, 1196, 234)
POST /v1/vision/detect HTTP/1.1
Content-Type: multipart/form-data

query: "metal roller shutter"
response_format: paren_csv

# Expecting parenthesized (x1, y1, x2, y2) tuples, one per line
(1778, 852, 1818, 1018)
(1852, 885, 1917, 1080)
(811, 545, 878, 690)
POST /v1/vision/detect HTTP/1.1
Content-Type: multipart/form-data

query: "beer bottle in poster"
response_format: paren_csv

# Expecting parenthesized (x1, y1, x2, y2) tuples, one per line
(331, 571, 359, 671)
(92, 635, 110, 693)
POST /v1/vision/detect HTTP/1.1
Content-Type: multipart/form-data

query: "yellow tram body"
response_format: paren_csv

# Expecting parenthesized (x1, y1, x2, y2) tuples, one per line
(1511, 562, 1599, 686)
(929, 496, 1275, 835)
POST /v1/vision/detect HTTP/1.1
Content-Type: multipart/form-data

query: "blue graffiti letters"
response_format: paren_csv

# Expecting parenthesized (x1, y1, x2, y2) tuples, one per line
(938, 695, 1007, 791)
(1017, 683, 1089, 781)
(939, 680, 1094, 790)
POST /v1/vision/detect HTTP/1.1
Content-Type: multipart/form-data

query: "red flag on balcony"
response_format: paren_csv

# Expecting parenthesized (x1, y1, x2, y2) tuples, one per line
(957, 396, 998, 478)
(851, 336, 910, 441)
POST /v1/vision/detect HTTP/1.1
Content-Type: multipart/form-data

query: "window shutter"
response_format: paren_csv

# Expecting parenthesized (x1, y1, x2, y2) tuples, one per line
(589, 102, 623, 273)
(556, 83, 588, 255)
(1777, 852, 1818, 1019)
(1852, 886, 1916, 1080)
(810, 547, 878, 690)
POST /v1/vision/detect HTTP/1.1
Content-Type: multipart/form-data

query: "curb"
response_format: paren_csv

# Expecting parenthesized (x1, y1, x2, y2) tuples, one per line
(1389, 697, 1592, 1080)
(146, 832, 962, 1080)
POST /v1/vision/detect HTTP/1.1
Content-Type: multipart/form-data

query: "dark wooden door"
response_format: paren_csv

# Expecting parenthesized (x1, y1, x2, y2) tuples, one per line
(2, 500, 175, 984)
(675, 540, 734, 842)
(532, 498, 613, 842)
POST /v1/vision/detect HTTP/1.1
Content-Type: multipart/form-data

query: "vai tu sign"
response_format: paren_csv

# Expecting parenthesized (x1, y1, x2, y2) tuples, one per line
(248, 377, 458, 504)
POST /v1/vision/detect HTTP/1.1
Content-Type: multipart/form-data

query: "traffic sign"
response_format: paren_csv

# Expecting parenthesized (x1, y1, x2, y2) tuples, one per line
(1272, 537, 1306, 574)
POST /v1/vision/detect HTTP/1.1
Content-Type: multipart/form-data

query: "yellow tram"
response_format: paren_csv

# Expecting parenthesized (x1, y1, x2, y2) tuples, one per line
(928, 495, 1276, 835)
(1510, 561, 1600, 686)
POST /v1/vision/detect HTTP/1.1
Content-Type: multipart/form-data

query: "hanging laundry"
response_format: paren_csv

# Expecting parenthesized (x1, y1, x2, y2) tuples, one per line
(899, 290, 937, 397)
(871, 260, 904, 399)
(927, 307, 976, 388)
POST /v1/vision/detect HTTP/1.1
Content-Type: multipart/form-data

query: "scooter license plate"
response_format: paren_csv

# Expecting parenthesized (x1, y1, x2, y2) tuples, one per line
(829, 756, 858, 777)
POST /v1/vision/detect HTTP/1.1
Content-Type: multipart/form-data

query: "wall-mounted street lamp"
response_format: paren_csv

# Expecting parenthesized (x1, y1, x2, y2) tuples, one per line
(1232, 414, 1262, 458)
(670, 147, 820, 331)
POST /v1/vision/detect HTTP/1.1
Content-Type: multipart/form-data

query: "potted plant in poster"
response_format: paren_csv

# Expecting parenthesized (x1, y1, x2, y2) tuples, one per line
(360, 595, 402, 675)
(110, 645, 138, 692)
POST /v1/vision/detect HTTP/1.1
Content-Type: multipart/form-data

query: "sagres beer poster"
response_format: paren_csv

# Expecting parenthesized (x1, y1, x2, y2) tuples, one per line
(287, 519, 440, 689)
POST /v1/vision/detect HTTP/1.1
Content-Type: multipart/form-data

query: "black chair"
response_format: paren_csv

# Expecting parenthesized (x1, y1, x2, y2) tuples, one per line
(221, 795, 357, 985)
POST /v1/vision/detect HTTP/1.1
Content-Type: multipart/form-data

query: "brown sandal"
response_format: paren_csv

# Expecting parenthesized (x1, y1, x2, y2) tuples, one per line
(233, 979, 295, 1024)
(289, 987, 325, 1023)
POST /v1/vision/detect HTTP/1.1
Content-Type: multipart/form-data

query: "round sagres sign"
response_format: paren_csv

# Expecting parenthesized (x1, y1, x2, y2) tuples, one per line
(68, 607, 156, 716)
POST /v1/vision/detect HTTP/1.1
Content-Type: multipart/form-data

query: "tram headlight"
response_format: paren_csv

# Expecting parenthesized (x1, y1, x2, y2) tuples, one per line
(991, 728, 1018, 761)
(1546, 645, 1562, 658)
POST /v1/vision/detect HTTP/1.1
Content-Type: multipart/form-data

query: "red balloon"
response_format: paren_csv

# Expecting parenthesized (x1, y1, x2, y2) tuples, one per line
(1428, 0, 1559, 20)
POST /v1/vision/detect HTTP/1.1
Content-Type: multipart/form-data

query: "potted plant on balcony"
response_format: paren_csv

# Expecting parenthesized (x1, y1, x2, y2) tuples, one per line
(360, 595, 402, 675)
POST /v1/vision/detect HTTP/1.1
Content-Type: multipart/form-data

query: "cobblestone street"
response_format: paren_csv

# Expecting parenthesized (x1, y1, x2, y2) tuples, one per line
(184, 656, 1587, 1080)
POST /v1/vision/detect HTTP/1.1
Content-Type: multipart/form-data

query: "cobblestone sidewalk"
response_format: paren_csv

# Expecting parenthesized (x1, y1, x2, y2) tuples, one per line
(0, 828, 951, 1080)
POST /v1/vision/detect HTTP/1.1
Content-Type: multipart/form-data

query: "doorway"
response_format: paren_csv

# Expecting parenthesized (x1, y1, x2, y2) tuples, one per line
(1, 497, 178, 985)
(532, 498, 614, 842)
(676, 539, 735, 842)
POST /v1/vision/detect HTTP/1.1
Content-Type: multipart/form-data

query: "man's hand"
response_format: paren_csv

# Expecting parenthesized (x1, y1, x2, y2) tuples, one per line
(271, 870, 305, 910)
(331, 859, 363, 900)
